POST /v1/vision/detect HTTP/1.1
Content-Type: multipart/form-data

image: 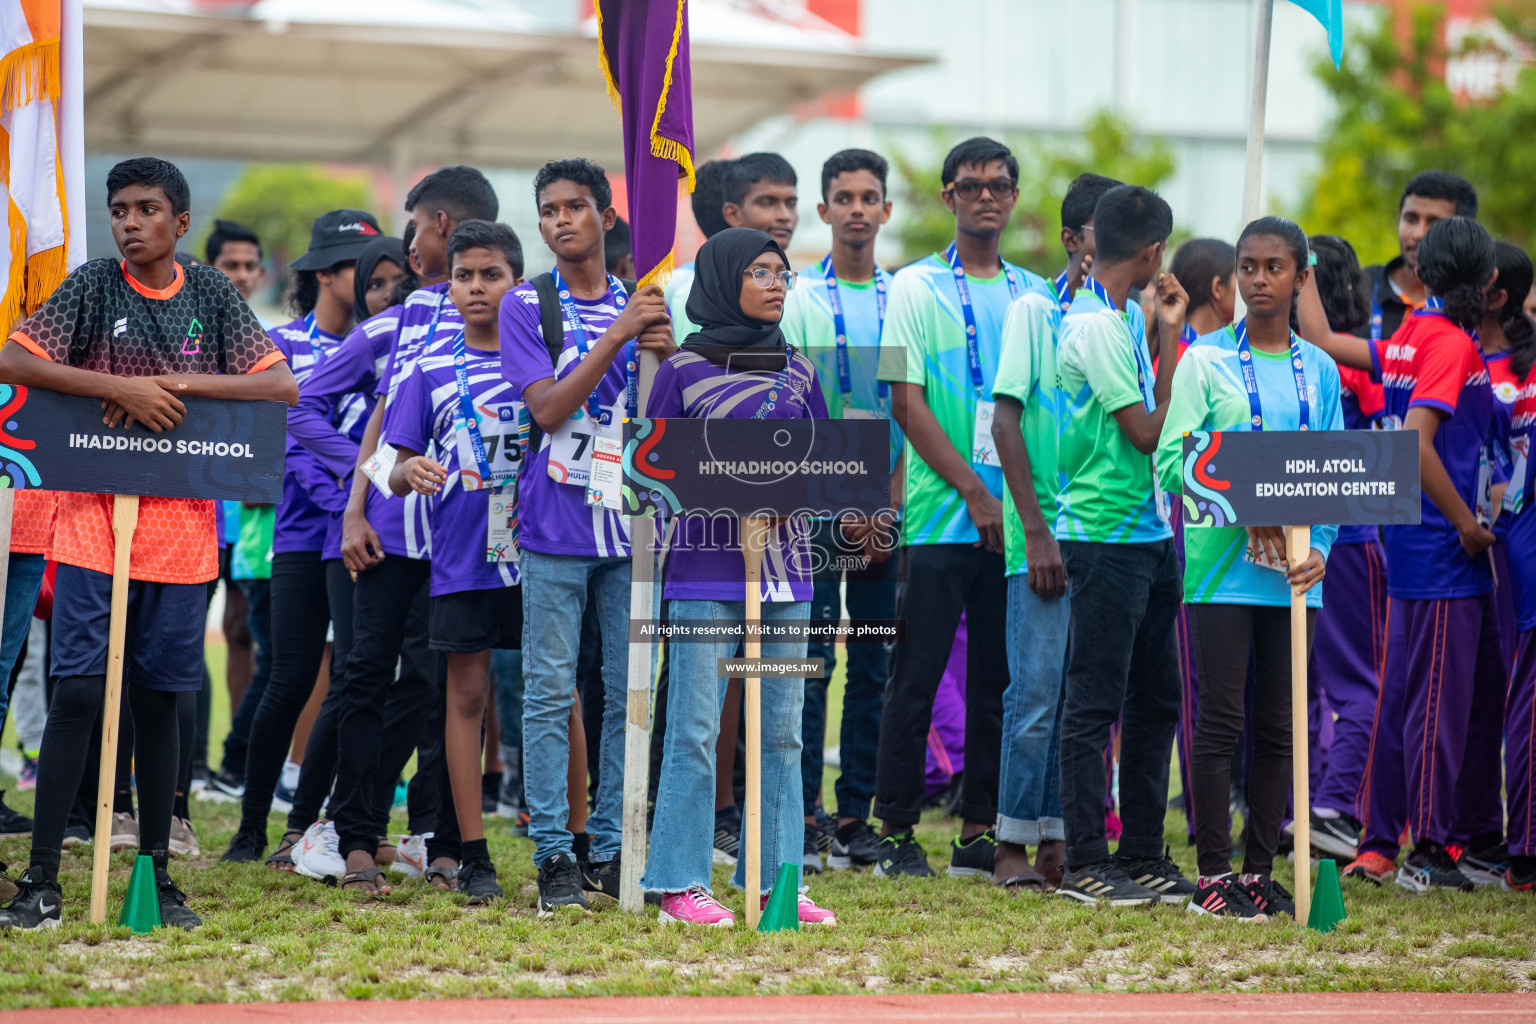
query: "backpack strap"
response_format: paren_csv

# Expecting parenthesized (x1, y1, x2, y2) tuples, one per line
(531, 272, 565, 368)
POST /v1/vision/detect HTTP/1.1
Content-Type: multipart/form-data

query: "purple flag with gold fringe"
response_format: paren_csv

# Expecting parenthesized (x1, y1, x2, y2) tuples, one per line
(595, 0, 694, 287)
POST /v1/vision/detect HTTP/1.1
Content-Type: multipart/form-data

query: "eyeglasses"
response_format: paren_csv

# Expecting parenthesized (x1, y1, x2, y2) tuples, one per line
(743, 267, 797, 290)
(947, 177, 1016, 201)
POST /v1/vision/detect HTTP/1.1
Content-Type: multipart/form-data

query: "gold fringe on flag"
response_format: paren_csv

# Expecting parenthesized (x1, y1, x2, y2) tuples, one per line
(0, 37, 59, 118)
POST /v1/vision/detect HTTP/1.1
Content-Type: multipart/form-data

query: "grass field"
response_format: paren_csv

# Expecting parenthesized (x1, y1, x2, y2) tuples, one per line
(0, 644, 1534, 1007)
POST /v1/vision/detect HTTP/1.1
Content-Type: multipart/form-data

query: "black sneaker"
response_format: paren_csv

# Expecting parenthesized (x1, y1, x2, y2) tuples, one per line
(220, 828, 266, 863)
(1058, 861, 1163, 907)
(1188, 873, 1268, 921)
(1397, 842, 1474, 893)
(802, 823, 823, 875)
(1241, 874, 1294, 917)
(0, 791, 33, 837)
(1289, 810, 1360, 860)
(712, 811, 741, 866)
(537, 852, 590, 915)
(0, 870, 62, 930)
(199, 769, 245, 804)
(62, 823, 90, 847)
(581, 856, 620, 900)
(156, 877, 202, 930)
(1454, 842, 1509, 888)
(828, 820, 880, 870)
(457, 858, 503, 906)
(1117, 847, 1197, 904)
(813, 808, 835, 855)
(946, 830, 997, 877)
(872, 830, 934, 878)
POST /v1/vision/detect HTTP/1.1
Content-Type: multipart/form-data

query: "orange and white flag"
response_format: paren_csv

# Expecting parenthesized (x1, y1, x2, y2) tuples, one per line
(1, 0, 83, 331)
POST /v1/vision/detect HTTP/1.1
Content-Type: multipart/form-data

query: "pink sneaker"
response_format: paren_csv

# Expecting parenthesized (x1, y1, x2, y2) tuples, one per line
(761, 891, 838, 927)
(658, 887, 735, 927)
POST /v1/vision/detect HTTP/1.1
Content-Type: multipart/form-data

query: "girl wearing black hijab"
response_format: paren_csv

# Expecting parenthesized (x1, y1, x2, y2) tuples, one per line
(352, 235, 407, 322)
(640, 229, 838, 927)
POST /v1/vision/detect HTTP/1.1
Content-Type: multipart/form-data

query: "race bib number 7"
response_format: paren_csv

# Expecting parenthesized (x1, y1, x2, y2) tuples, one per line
(548, 404, 618, 487)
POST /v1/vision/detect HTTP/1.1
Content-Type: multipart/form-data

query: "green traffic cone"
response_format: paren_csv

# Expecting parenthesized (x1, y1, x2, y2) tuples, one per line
(757, 862, 799, 933)
(118, 854, 161, 933)
(1307, 857, 1346, 933)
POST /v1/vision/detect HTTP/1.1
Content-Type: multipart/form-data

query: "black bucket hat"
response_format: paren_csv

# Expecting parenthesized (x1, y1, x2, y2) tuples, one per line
(289, 208, 383, 271)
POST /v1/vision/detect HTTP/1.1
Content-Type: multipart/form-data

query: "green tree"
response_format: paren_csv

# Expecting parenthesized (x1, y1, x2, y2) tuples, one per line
(888, 110, 1177, 276)
(209, 165, 375, 269)
(1297, 1, 1536, 264)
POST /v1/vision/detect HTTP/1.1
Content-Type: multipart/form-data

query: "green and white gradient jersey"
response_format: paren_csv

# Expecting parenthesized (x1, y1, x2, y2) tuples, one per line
(1054, 284, 1171, 544)
(1154, 326, 1344, 607)
(877, 251, 1043, 546)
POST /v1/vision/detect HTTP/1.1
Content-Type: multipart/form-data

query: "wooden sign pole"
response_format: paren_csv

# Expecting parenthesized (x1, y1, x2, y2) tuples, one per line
(619, 348, 660, 914)
(1286, 523, 1312, 928)
(740, 515, 770, 930)
(88, 494, 139, 924)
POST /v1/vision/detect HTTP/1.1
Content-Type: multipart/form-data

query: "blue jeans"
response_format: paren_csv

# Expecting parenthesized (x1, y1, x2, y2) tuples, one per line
(520, 550, 630, 867)
(643, 598, 808, 895)
(0, 553, 46, 722)
(997, 574, 1070, 845)
(803, 526, 895, 819)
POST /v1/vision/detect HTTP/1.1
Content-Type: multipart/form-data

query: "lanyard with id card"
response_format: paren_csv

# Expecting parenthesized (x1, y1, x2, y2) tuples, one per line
(544, 270, 632, 492)
(1232, 319, 1311, 570)
(947, 243, 1020, 469)
(366, 292, 449, 496)
(446, 331, 520, 562)
(822, 255, 890, 420)
(1504, 433, 1529, 515)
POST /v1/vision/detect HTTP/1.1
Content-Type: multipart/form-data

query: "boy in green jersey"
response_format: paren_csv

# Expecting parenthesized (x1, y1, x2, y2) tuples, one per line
(1051, 185, 1196, 908)
(871, 138, 1045, 878)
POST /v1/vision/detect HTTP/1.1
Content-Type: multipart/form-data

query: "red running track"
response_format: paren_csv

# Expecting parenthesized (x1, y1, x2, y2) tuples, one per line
(7, 993, 1536, 1024)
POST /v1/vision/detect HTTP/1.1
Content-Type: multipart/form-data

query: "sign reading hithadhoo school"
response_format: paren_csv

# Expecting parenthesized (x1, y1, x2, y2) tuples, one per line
(619, 418, 891, 518)
(1180, 429, 1421, 528)
(0, 385, 286, 503)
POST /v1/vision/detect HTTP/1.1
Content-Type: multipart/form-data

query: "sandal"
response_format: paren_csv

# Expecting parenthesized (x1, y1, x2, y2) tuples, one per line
(265, 831, 302, 872)
(341, 866, 391, 899)
(995, 865, 1049, 892)
(425, 862, 459, 891)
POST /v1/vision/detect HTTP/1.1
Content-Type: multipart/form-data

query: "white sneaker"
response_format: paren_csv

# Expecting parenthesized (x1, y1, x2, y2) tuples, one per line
(293, 821, 346, 883)
(389, 833, 430, 878)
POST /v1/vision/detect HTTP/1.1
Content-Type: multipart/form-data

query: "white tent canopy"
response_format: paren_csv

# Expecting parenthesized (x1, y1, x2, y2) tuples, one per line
(83, 0, 928, 169)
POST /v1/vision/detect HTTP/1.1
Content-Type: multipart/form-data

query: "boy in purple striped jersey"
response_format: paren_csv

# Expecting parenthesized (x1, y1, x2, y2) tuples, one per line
(501, 159, 675, 916)
(384, 221, 526, 903)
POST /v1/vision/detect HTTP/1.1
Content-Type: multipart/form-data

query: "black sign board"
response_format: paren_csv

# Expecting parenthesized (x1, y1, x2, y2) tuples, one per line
(622, 418, 891, 518)
(0, 385, 286, 503)
(1180, 429, 1421, 528)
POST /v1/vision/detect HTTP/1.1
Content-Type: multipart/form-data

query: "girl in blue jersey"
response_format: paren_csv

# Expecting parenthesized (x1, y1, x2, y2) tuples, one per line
(1156, 217, 1344, 920)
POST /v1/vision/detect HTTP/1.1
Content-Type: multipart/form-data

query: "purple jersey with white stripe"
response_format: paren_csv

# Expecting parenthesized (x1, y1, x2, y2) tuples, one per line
(1374, 311, 1497, 599)
(291, 306, 398, 559)
(383, 340, 521, 596)
(500, 281, 632, 558)
(370, 285, 465, 560)
(650, 347, 829, 603)
(270, 316, 347, 555)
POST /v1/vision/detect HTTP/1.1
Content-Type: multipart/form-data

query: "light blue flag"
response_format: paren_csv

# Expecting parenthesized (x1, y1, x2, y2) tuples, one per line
(1287, 0, 1344, 68)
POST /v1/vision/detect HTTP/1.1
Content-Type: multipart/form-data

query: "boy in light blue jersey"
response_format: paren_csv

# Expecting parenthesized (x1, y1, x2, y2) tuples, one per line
(780, 148, 900, 873)
(871, 137, 1046, 879)
(1052, 185, 1196, 908)
(989, 172, 1130, 890)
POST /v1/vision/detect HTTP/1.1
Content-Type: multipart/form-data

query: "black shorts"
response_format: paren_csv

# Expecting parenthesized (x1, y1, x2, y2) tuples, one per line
(429, 586, 523, 652)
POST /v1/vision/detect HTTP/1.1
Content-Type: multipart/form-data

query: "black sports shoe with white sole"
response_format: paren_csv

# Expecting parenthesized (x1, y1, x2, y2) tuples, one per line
(458, 858, 504, 906)
(1241, 874, 1294, 917)
(1116, 847, 1196, 904)
(828, 819, 880, 870)
(0, 792, 33, 837)
(1296, 810, 1360, 860)
(1057, 862, 1162, 907)
(537, 852, 590, 915)
(581, 856, 621, 900)
(802, 824, 823, 875)
(0, 870, 61, 930)
(1188, 874, 1267, 921)
(1397, 842, 1474, 893)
